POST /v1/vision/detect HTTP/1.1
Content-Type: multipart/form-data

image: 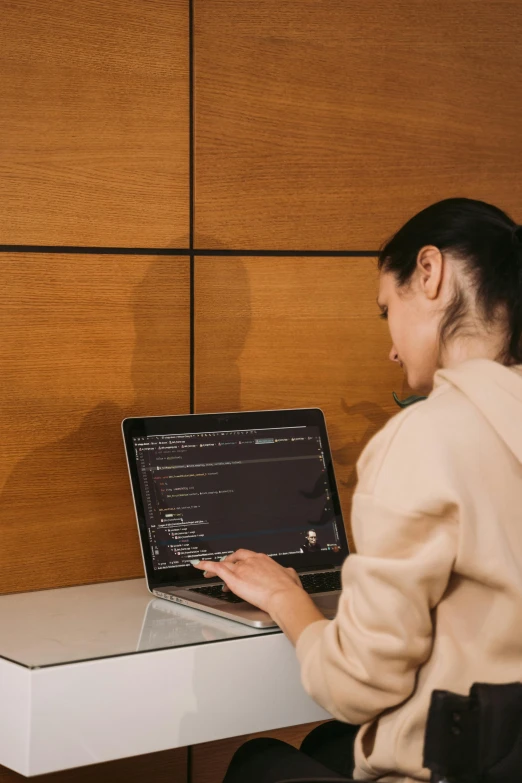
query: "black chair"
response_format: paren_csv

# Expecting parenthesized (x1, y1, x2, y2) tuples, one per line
(280, 682, 522, 783)
(424, 682, 522, 783)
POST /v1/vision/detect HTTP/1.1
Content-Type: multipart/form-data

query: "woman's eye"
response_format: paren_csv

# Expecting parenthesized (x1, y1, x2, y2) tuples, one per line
(379, 308, 388, 321)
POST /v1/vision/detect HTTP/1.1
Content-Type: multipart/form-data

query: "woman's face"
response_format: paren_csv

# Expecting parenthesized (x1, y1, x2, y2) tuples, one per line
(378, 269, 441, 395)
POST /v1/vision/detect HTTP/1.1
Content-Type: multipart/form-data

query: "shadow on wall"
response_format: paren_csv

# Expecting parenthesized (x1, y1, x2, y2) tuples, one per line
(334, 399, 393, 491)
(192, 233, 252, 414)
(131, 256, 191, 414)
(337, 360, 411, 488)
(0, 253, 189, 594)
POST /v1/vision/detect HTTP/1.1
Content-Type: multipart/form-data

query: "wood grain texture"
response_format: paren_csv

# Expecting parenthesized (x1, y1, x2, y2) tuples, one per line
(194, 257, 408, 542)
(194, 0, 522, 250)
(192, 722, 325, 783)
(0, 748, 187, 783)
(0, 255, 189, 595)
(0, 0, 189, 247)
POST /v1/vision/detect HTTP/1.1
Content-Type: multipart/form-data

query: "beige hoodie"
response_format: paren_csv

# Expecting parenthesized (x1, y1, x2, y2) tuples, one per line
(296, 359, 522, 782)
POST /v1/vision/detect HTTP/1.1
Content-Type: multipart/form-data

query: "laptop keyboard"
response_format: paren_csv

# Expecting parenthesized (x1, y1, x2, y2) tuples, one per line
(190, 570, 341, 604)
(300, 570, 341, 594)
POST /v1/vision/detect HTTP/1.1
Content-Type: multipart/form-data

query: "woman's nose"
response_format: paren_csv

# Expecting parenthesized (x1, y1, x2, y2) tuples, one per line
(389, 346, 399, 363)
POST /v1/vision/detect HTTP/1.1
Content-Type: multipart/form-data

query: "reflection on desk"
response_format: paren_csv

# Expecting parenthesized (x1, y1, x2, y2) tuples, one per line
(0, 578, 278, 668)
(137, 597, 278, 651)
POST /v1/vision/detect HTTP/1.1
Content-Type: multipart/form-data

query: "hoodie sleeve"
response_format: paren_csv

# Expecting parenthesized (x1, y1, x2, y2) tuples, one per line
(296, 403, 459, 725)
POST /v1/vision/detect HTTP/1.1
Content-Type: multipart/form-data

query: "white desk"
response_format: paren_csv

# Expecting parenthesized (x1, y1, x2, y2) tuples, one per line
(0, 579, 329, 776)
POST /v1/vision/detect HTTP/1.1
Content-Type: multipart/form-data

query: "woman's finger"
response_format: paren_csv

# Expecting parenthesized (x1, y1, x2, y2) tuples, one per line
(286, 567, 302, 587)
(190, 559, 224, 577)
(204, 554, 229, 576)
(190, 559, 237, 590)
(223, 548, 259, 564)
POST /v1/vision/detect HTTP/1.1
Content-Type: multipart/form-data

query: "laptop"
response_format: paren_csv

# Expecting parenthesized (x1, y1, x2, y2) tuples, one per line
(122, 408, 349, 628)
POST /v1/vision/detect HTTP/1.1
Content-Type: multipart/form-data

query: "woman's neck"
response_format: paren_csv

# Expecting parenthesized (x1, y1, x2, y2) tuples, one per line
(441, 331, 509, 369)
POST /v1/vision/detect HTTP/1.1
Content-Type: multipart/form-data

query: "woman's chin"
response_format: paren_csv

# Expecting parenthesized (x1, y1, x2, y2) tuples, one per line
(404, 369, 433, 397)
(408, 378, 433, 397)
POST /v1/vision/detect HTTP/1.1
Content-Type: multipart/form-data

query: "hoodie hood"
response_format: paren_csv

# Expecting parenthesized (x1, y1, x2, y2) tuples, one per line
(434, 359, 522, 464)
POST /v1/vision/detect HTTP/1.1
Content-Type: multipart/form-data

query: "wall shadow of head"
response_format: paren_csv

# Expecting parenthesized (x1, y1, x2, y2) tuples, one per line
(130, 255, 192, 413)
(189, 233, 251, 413)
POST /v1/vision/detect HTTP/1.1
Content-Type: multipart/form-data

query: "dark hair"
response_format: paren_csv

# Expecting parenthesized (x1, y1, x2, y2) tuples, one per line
(378, 198, 522, 363)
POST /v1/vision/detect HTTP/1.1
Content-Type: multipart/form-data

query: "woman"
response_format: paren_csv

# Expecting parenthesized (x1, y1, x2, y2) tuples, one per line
(192, 198, 522, 782)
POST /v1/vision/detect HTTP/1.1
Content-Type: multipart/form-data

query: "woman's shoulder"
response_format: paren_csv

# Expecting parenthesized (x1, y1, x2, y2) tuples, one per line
(355, 381, 481, 499)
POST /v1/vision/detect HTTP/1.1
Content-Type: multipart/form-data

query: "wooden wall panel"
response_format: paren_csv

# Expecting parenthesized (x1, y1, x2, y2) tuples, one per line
(0, 748, 187, 783)
(194, 0, 522, 250)
(0, 0, 189, 247)
(195, 257, 407, 540)
(192, 722, 324, 783)
(0, 255, 189, 595)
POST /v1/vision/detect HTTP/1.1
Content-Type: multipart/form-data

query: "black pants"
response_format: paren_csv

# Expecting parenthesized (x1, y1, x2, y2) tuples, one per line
(223, 721, 359, 783)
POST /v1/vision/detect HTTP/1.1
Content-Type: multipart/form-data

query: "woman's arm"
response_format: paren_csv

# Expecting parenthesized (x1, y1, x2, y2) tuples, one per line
(297, 494, 458, 725)
(295, 405, 460, 725)
(268, 584, 326, 643)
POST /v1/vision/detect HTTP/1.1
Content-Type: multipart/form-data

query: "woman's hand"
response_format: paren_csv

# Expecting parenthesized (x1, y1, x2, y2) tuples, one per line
(190, 550, 327, 643)
(190, 549, 303, 614)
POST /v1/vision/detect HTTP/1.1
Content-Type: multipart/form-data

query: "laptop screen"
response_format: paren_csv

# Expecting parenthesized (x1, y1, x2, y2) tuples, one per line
(123, 409, 348, 586)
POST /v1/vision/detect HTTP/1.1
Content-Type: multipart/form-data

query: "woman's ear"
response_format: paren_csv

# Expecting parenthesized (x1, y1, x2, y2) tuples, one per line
(416, 245, 444, 301)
